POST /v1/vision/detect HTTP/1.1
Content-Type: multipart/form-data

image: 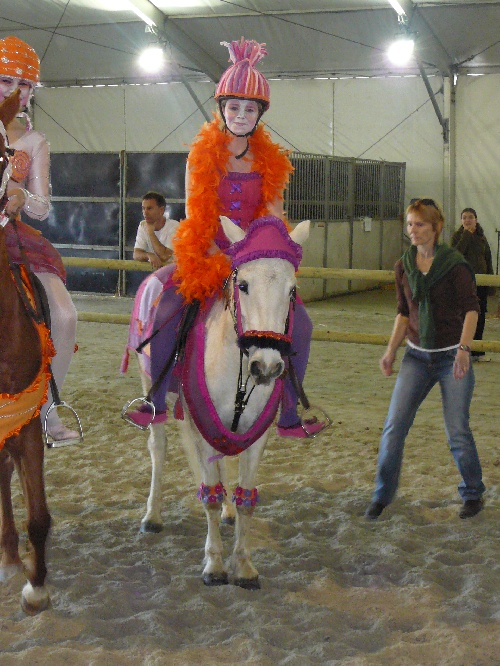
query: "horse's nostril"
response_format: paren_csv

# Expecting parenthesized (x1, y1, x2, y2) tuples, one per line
(250, 360, 261, 379)
(250, 358, 285, 385)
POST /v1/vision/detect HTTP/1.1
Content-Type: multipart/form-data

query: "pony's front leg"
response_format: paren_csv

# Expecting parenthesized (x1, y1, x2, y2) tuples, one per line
(193, 440, 228, 586)
(232, 434, 268, 590)
(136, 353, 167, 534)
(0, 451, 23, 581)
(141, 423, 166, 533)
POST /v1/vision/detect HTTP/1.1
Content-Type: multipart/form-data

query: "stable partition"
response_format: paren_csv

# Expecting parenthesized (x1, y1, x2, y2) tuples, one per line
(29, 150, 405, 298)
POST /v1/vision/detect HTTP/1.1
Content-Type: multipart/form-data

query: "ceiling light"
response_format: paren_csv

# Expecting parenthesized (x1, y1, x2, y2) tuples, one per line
(387, 37, 415, 65)
(138, 45, 165, 73)
(388, 0, 406, 16)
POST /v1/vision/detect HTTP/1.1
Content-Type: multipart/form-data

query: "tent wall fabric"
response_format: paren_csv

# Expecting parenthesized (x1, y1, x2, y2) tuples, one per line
(33, 73, 500, 260)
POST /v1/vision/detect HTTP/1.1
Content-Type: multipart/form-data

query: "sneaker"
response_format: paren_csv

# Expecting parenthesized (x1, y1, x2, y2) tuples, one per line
(127, 409, 167, 428)
(459, 499, 484, 519)
(277, 419, 326, 439)
(365, 502, 386, 520)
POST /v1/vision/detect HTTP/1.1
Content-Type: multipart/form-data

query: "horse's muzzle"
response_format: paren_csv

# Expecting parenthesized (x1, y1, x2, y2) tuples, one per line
(250, 356, 285, 385)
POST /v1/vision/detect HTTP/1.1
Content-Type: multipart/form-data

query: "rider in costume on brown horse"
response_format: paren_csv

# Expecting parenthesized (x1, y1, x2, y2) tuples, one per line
(0, 36, 79, 445)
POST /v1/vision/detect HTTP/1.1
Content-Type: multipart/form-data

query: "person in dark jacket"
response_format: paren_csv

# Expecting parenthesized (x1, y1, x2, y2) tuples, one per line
(451, 208, 494, 360)
(365, 199, 485, 521)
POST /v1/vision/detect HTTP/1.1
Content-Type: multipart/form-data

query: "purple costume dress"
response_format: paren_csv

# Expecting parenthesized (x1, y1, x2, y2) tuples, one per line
(138, 171, 312, 428)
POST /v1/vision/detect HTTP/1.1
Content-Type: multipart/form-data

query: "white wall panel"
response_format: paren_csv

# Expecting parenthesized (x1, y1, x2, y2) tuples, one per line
(456, 74, 500, 262)
(334, 77, 444, 206)
(32, 75, 500, 271)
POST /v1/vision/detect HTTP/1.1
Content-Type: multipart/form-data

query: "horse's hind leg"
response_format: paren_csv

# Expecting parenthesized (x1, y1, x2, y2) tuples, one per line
(232, 435, 268, 590)
(14, 423, 52, 614)
(0, 451, 23, 581)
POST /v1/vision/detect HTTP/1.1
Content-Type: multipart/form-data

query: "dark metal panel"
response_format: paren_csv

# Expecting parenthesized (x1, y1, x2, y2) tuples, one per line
(51, 153, 120, 197)
(29, 201, 120, 246)
(59, 248, 119, 294)
(126, 152, 188, 199)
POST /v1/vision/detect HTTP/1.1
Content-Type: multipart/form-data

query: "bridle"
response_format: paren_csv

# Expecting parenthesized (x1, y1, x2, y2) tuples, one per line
(224, 266, 297, 432)
(225, 267, 296, 355)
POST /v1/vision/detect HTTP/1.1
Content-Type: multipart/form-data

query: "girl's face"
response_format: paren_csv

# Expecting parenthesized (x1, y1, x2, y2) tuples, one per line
(0, 76, 33, 109)
(461, 210, 477, 232)
(407, 212, 439, 248)
(223, 99, 260, 136)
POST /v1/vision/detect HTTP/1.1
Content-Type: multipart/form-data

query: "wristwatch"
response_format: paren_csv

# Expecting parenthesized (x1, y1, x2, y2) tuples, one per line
(458, 344, 471, 352)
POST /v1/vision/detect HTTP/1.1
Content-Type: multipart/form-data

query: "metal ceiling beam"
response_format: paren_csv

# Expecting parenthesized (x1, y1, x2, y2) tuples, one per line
(126, 0, 226, 122)
(126, 0, 225, 83)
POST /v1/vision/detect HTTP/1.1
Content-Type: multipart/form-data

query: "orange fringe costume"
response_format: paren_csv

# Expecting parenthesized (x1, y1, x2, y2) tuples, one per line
(0, 267, 55, 451)
(172, 118, 294, 305)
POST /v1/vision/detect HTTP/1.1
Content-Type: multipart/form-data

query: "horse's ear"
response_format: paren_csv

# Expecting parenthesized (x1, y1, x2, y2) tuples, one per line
(290, 220, 310, 247)
(0, 90, 21, 129)
(220, 216, 245, 245)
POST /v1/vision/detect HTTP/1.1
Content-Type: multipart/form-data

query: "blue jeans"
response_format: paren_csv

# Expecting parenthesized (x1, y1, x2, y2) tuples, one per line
(373, 346, 485, 505)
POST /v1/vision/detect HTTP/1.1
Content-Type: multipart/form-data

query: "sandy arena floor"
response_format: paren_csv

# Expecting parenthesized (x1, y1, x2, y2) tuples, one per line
(0, 289, 498, 665)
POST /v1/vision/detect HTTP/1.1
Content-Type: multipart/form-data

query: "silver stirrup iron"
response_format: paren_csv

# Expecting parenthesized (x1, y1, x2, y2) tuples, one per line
(121, 397, 156, 431)
(299, 405, 332, 438)
(44, 401, 84, 448)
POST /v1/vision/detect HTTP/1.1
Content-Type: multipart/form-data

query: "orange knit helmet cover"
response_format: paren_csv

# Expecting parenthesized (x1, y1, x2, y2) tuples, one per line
(0, 36, 40, 85)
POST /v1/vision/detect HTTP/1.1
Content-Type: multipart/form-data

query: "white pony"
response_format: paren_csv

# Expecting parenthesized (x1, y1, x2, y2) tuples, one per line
(131, 215, 310, 588)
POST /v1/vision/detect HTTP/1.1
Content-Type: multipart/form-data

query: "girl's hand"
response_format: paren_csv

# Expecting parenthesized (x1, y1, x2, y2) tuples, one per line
(5, 188, 26, 215)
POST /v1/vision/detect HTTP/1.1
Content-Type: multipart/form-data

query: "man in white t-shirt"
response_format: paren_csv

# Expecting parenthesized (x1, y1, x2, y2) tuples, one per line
(133, 191, 179, 269)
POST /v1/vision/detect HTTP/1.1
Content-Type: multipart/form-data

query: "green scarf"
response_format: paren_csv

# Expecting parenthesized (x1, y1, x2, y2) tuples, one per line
(402, 243, 474, 348)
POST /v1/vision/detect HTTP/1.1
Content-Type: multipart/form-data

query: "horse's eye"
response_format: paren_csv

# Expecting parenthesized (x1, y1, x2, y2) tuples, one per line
(290, 286, 297, 301)
(238, 281, 248, 294)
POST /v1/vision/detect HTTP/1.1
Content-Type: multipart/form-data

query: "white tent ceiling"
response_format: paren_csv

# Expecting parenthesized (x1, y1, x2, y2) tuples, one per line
(1, 1, 499, 87)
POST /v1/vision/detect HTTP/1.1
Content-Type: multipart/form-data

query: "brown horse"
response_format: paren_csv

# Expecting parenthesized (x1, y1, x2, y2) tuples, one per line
(0, 90, 52, 613)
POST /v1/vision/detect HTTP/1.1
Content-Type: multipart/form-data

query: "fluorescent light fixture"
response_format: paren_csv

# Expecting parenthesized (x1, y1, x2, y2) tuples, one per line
(125, 0, 156, 28)
(387, 37, 414, 65)
(138, 45, 165, 73)
(388, 0, 406, 16)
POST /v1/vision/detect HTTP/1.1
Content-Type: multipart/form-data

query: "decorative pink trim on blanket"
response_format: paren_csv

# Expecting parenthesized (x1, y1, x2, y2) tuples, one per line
(182, 305, 283, 457)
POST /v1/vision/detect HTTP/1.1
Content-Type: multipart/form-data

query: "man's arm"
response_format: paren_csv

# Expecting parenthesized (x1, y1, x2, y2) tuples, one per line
(144, 223, 173, 264)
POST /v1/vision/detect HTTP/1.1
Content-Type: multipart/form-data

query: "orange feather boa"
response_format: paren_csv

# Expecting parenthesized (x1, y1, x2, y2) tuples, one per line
(172, 119, 293, 305)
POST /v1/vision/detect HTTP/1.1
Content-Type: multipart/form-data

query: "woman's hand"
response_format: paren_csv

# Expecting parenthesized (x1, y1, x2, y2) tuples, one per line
(453, 348, 470, 380)
(5, 187, 26, 216)
(380, 350, 396, 376)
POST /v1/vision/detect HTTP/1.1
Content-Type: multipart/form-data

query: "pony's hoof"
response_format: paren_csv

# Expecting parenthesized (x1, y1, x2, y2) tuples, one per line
(221, 516, 235, 526)
(234, 577, 260, 590)
(203, 572, 228, 586)
(21, 583, 50, 615)
(140, 520, 163, 534)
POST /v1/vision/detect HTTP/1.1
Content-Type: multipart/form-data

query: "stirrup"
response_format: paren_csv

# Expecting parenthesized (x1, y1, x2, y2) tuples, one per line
(299, 405, 332, 438)
(44, 402, 84, 448)
(121, 397, 156, 431)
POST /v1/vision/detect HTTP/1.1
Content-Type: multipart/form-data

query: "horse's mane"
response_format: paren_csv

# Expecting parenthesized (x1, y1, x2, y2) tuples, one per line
(0, 89, 21, 131)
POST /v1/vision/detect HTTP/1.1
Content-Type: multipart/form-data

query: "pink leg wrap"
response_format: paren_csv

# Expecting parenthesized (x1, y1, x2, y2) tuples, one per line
(197, 482, 226, 504)
(232, 486, 259, 507)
